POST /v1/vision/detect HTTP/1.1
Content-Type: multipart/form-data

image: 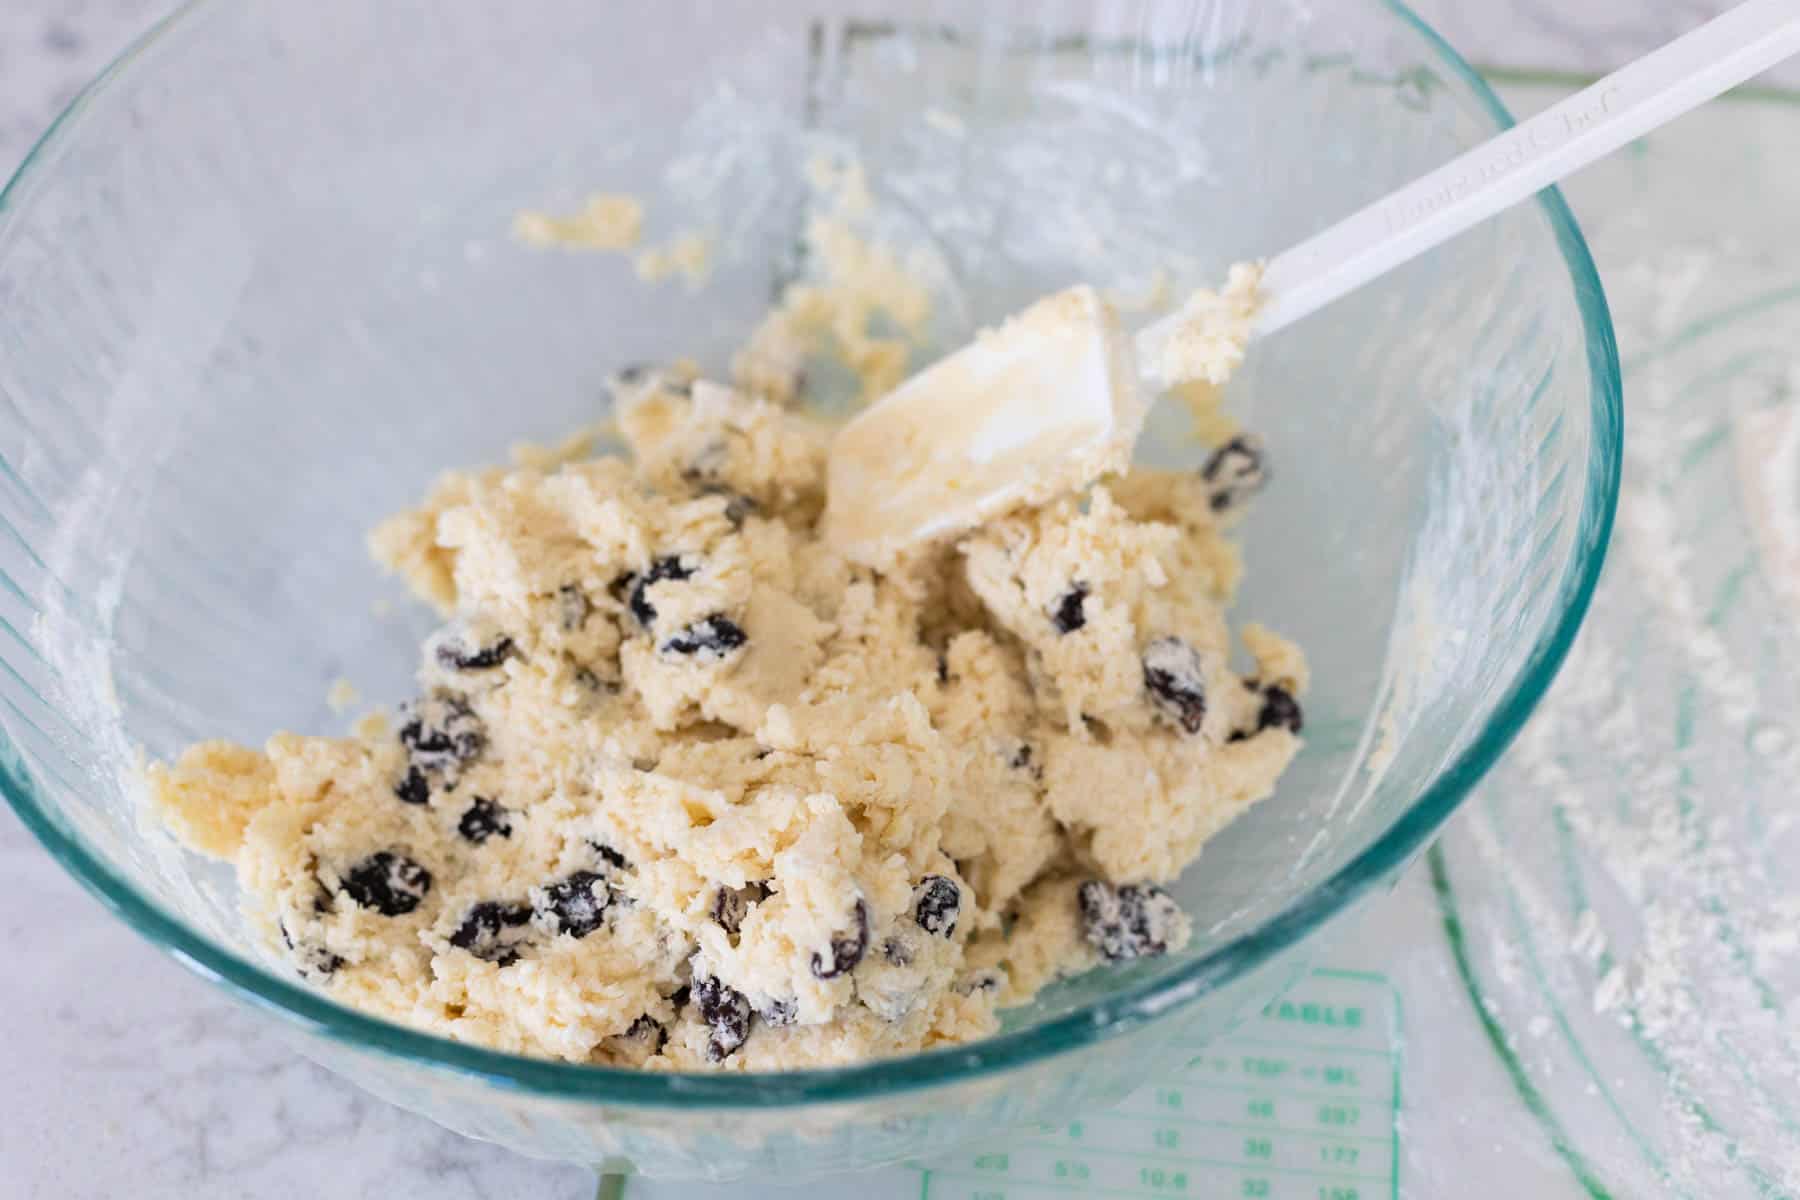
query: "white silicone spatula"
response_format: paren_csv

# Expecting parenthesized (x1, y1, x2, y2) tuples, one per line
(826, 0, 1800, 566)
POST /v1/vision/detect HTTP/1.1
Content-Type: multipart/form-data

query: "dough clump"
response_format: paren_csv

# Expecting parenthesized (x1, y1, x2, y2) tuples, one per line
(149, 368, 1305, 1070)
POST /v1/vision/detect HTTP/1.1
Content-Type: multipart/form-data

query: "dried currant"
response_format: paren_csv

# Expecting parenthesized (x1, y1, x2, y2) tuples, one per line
(398, 694, 486, 775)
(760, 997, 797, 1027)
(722, 494, 757, 528)
(449, 900, 533, 965)
(301, 944, 345, 978)
(690, 483, 759, 529)
(913, 876, 962, 938)
(1051, 584, 1089, 634)
(1230, 683, 1304, 741)
(954, 969, 1003, 995)
(693, 976, 753, 1061)
(538, 870, 610, 939)
(394, 765, 430, 806)
(428, 621, 515, 672)
(621, 1014, 668, 1054)
(571, 666, 616, 695)
(712, 881, 769, 936)
(1077, 880, 1183, 961)
(1201, 434, 1268, 512)
(882, 937, 914, 967)
(589, 841, 631, 872)
(682, 439, 730, 481)
(278, 922, 344, 978)
(810, 899, 870, 979)
(659, 615, 747, 661)
(558, 584, 591, 632)
(712, 886, 748, 935)
(1256, 684, 1303, 734)
(340, 851, 432, 917)
(1143, 637, 1208, 734)
(457, 797, 513, 843)
(622, 555, 697, 628)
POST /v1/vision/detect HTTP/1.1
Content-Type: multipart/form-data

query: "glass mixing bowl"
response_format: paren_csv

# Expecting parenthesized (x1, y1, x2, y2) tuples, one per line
(0, 0, 1620, 1181)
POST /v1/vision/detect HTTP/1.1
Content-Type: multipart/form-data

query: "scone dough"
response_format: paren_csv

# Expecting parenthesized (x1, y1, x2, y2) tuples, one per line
(150, 371, 1305, 1070)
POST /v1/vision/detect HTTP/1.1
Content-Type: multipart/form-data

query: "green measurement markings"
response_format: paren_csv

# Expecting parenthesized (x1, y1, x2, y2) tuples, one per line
(920, 969, 1401, 1200)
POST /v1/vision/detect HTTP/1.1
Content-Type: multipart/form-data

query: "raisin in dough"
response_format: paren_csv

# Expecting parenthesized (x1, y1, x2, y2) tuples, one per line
(149, 372, 1306, 1070)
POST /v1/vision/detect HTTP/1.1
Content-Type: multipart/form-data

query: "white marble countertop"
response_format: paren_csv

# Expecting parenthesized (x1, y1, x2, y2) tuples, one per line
(0, 2, 1783, 1197)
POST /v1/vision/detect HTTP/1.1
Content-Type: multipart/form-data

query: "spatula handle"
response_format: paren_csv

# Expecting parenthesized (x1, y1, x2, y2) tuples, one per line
(1249, 0, 1800, 337)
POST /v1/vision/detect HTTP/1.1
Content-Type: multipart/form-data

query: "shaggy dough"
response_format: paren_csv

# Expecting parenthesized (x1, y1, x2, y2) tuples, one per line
(149, 368, 1305, 1070)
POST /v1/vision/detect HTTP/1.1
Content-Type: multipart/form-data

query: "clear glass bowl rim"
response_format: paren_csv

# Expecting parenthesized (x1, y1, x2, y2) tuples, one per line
(0, 0, 1623, 1109)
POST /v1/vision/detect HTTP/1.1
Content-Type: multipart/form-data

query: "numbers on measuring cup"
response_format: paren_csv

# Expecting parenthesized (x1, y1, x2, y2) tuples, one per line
(1138, 1166, 1190, 1190)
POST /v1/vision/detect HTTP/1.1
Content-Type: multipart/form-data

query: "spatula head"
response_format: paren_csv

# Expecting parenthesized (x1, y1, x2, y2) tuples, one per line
(825, 285, 1143, 568)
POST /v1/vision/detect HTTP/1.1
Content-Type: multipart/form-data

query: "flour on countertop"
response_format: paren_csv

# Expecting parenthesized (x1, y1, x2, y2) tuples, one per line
(1456, 232, 1800, 1193)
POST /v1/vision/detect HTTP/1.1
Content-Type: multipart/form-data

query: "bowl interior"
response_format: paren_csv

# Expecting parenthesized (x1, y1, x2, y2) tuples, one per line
(0, 0, 1611, 1089)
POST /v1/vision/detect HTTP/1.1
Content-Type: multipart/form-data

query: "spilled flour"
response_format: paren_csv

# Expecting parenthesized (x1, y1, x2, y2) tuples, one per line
(1450, 224, 1800, 1197)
